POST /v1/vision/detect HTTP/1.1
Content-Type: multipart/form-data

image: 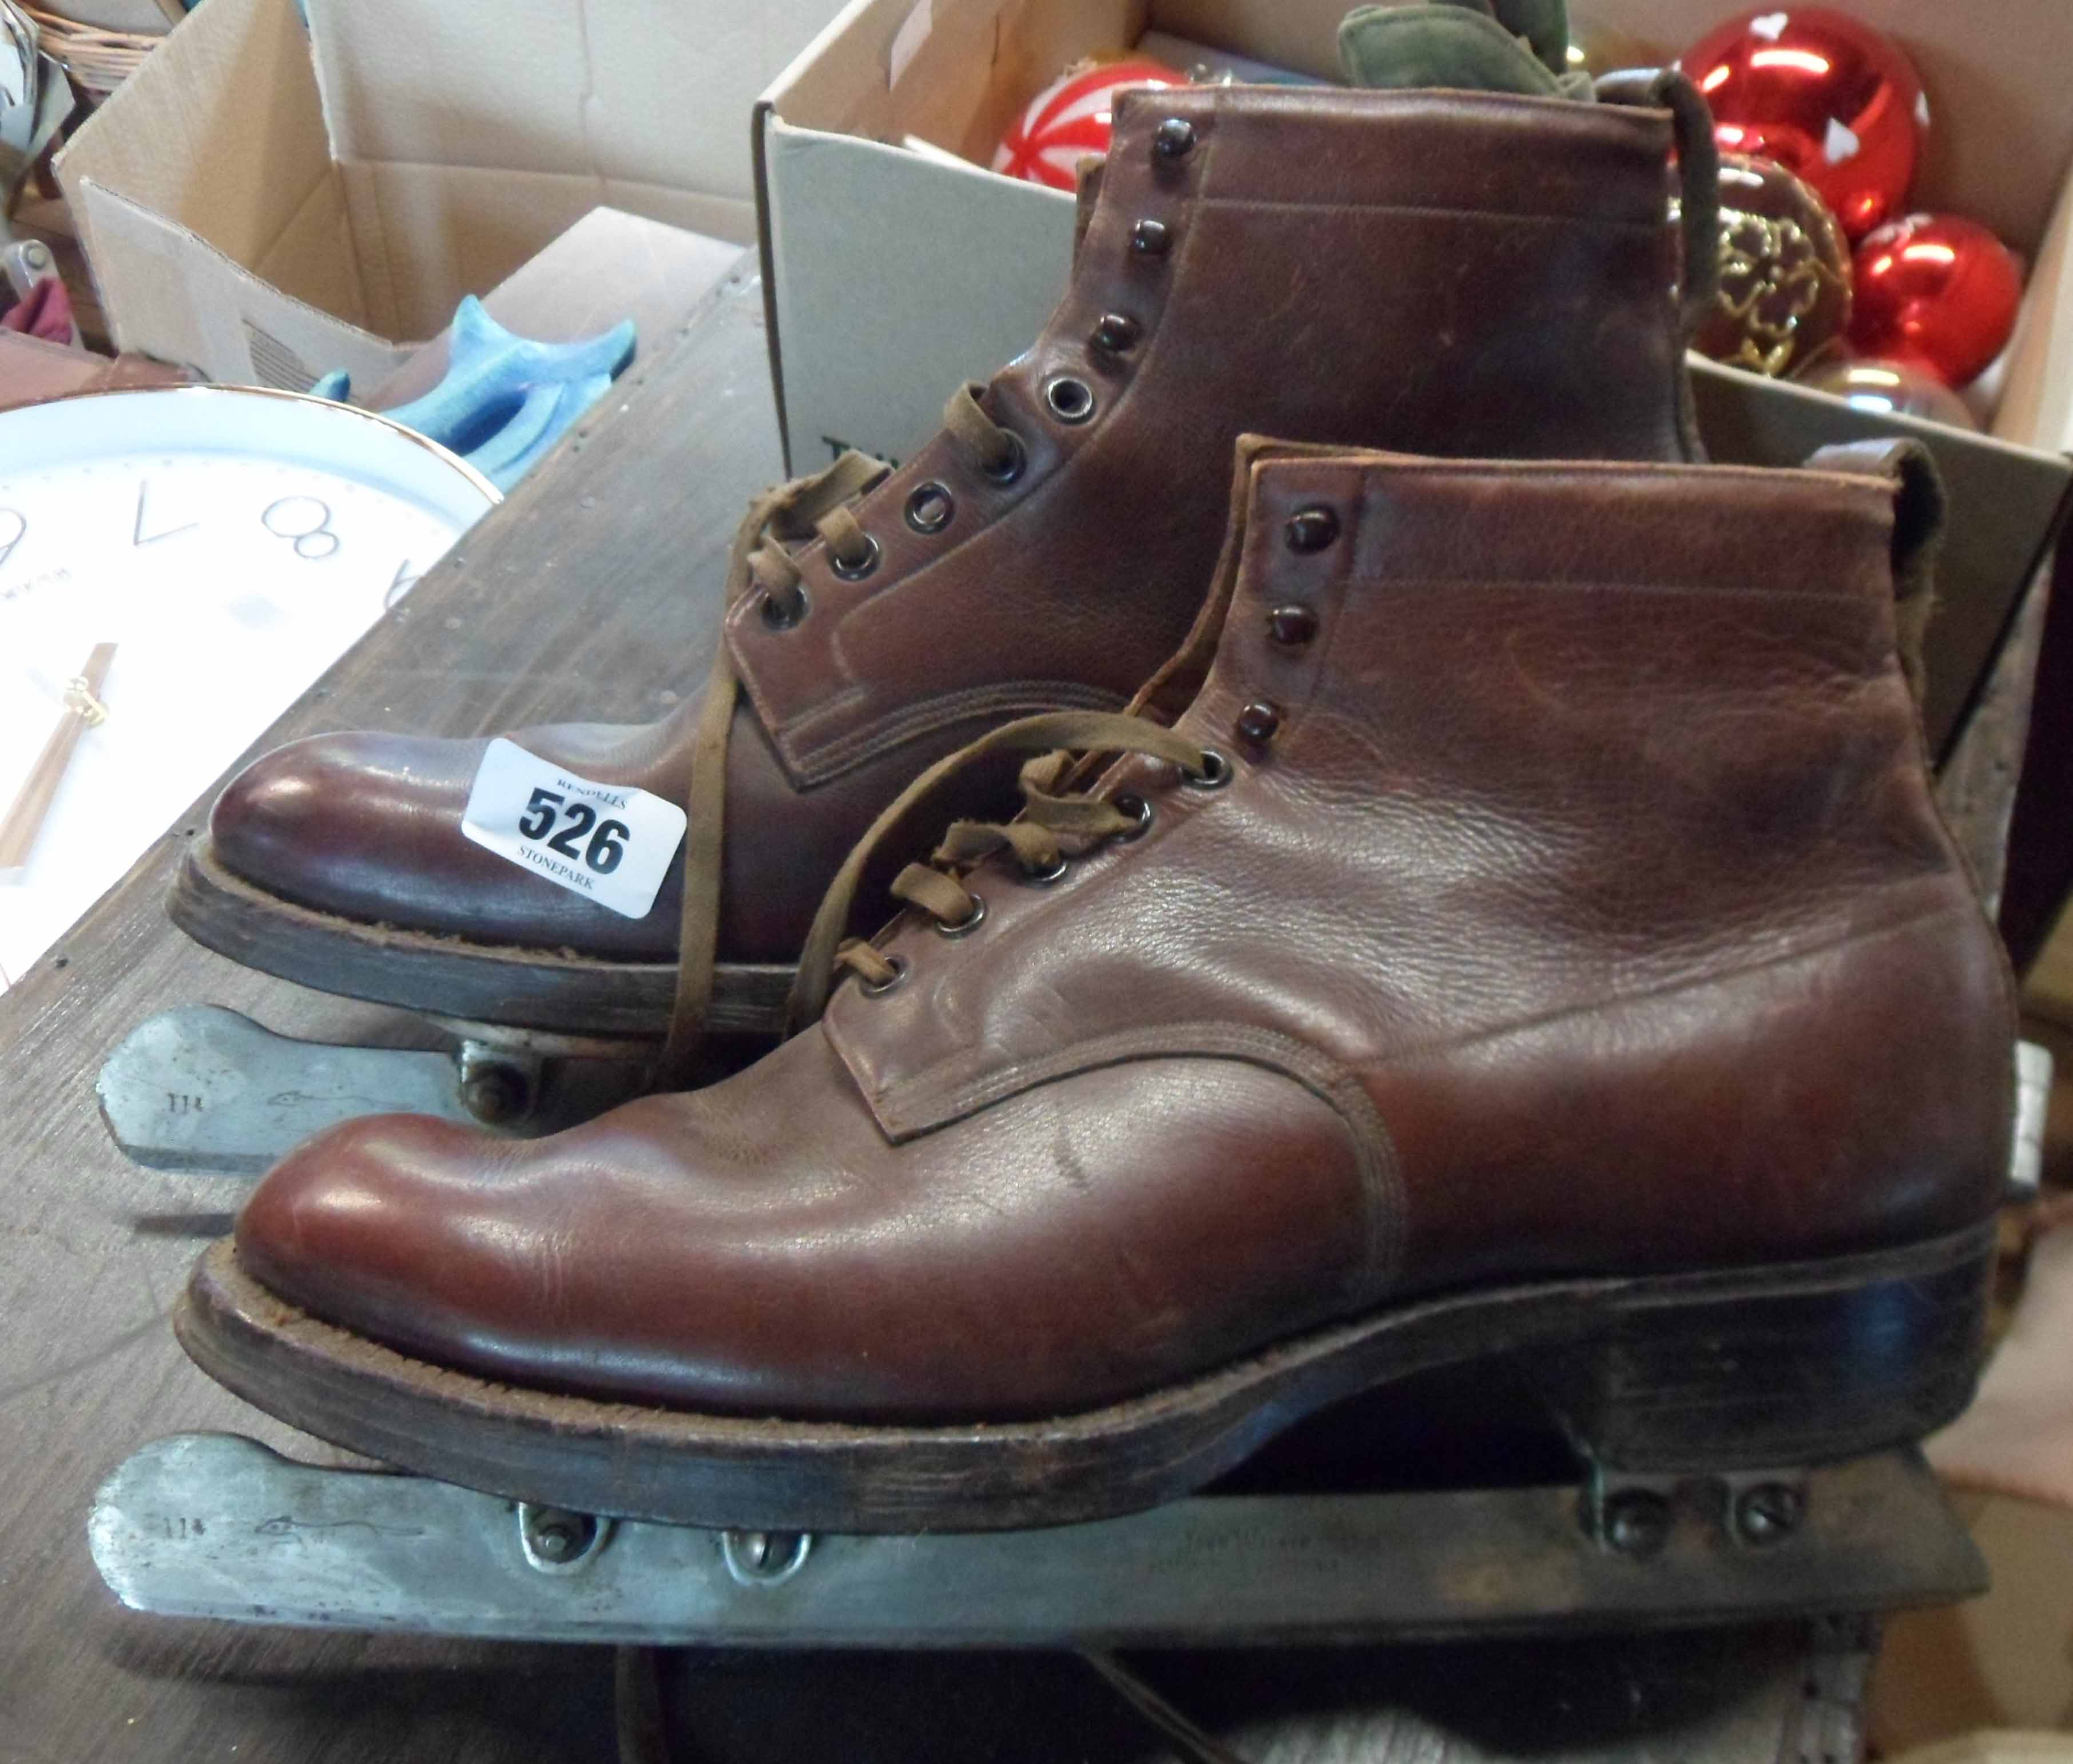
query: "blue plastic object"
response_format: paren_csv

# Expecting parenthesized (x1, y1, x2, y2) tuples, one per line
(314, 296, 637, 492)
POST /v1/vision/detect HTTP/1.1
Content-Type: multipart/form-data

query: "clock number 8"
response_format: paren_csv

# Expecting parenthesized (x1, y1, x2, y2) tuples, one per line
(263, 495, 341, 561)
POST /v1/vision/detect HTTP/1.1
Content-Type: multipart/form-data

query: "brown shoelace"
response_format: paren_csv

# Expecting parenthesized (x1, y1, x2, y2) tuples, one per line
(657, 384, 1028, 1084)
(789, 709, 1221, 1027)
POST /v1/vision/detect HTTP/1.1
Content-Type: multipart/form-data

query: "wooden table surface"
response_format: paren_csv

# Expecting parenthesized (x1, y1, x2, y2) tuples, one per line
(0, 263, 780, 1762)
(0, 266, 1891, 1763)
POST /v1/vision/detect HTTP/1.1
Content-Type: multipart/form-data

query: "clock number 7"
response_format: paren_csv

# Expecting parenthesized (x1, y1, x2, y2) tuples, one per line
(262, 496, 341, 561)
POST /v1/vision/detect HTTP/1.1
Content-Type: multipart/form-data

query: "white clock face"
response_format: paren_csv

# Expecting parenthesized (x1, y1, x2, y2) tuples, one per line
(0, 388, 498, 991)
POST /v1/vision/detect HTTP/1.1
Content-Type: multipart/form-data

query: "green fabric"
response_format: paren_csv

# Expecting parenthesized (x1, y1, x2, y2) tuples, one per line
(1339, 0, 1574, 94)
(1489, 0, 1568, 72)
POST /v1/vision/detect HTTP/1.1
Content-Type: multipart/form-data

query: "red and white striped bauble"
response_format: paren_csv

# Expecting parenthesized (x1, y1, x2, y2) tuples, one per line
(992, 58, 1186, 190)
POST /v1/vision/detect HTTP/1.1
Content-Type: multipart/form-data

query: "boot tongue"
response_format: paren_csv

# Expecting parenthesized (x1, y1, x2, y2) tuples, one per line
(1337, 0, 1589, 98)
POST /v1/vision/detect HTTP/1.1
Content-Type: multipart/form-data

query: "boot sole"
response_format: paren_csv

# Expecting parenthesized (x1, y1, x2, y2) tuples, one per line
(169, 838, 796, 1039)
(177, 1220, 1996, 1533)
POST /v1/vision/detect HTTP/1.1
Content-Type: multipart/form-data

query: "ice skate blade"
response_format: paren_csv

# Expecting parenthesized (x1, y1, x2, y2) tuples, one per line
(176, 1222, 1996, 1532)
(97, 1006, 653, 1173)
(170, 837, 794, 1038)
(89, 1433, 1984, 1646)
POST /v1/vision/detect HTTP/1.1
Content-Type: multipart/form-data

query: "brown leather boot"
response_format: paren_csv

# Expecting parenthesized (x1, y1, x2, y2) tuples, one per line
(176, 77, 1715, 1070)
(183, 440, 2014, 1532)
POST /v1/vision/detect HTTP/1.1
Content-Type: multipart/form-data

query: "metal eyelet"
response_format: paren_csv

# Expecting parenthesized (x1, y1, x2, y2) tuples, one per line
(934, 892, 987, 938)
(829, 534, 880, 581)
(1043, 375, 1097, 425)
(1020, 852, 1070, 885)
(760, 586, 809, 630)
(1285, 506, 1340, 553)
(860, 954, 908, 996)
(1130, 218, 1171, 257)
(1236, 701, 1282, 746)
(983, 432, 1028, 486)
(1184, 748, 1234, 789)
(1267, 603, 1318, 646)
(1110, 793, 1154, 840)
(1153, 117, 1197, 162)
(1091, 312, 1141, 354)
(904, 482, 955, 534)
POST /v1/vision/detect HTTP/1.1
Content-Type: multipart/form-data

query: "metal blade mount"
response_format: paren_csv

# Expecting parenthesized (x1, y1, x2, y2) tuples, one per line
(90, 1434, 1984, 1647)
(96, 1006, 471, 1174)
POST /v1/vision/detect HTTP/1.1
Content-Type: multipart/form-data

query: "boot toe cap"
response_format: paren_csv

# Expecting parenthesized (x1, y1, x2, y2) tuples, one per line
(232, 1097, 796, 1405)
(235, 1114, 503, 1360)
(210, 732, 479, 925)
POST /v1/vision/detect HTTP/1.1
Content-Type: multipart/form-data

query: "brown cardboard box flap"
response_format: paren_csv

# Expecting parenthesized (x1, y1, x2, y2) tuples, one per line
(59, 0, 339, 309)
(56, 0, 845, 382)
(308, 0, 813, 211)
(67, 178, 411, 388)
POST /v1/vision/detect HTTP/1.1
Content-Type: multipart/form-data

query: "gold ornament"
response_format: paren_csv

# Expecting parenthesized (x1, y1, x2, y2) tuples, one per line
(1694, 154, 1853, 380)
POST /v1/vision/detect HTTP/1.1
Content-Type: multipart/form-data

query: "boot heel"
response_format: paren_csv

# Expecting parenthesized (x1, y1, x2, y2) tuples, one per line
(1531, 1227, 1995, 1475)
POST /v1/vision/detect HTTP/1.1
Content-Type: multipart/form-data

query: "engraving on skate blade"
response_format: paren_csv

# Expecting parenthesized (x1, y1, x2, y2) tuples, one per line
(461, 738, 686, 920)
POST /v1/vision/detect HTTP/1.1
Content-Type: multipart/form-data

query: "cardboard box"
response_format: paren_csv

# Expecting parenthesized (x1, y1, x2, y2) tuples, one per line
(1689, 358, 2070, 758)
(55, 0, 845, 390)
(754, 0, 2073, 757)
(351, 204, 746, 414)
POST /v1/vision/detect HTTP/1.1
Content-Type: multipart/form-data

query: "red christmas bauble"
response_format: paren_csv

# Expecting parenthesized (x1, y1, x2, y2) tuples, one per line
(1848, 213, 2023, 388)
(992, 59, 1187, 191)
(1679, 7, 1927, 240)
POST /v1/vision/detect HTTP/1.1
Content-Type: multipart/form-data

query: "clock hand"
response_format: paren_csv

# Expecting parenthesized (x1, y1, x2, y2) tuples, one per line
(0, 640, 116, 875)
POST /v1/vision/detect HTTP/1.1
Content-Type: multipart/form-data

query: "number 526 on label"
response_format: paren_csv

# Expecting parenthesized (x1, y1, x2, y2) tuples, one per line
(461, 738, 686, 919)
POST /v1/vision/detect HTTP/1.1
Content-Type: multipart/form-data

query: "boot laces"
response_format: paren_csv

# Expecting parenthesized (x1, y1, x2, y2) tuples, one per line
(658, 382, 1031, 1085)
(791, 710, 1225, 1018)
(740, 382, 1020, 626)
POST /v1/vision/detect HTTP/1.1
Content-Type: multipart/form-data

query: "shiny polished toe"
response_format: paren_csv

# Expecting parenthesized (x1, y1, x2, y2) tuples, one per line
(212, 732, 490, 926)
(232, 1029, 1376, 1423)
(234, 1112, 511, 1360)
(205, 696, 1096, 967)
(207, 725, 692, 959)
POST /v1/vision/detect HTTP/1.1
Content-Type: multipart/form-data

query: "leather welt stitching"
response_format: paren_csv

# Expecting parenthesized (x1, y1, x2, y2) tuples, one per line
(875, 1022, 1405, 1292)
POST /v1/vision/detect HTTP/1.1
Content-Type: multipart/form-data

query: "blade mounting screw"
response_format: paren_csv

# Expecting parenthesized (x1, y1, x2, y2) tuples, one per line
(1598, 1488, 1672, 1558)
(1733, 1483, 1804, 1547)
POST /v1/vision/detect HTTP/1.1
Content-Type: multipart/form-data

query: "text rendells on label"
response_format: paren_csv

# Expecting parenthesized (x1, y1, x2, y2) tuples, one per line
(460, 738, 686, 920)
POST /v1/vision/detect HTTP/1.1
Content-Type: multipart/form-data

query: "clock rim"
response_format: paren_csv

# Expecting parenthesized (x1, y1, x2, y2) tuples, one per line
(0, 382, 503, 515)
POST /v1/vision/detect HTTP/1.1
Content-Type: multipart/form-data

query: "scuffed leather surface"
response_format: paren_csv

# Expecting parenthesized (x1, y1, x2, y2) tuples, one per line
(830, 458, 2014, 1277)
(210, 85, 1691, 964)
(235, 455, 2015, 1422)
(237, 1030, 1375, 1419)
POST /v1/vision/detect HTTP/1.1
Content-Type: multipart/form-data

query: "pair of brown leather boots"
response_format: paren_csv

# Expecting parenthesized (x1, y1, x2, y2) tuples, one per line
(170, 82, 2012, 1532)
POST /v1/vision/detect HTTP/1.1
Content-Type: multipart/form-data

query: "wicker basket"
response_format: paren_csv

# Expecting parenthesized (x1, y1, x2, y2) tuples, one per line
(22, 6, 162, 97)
